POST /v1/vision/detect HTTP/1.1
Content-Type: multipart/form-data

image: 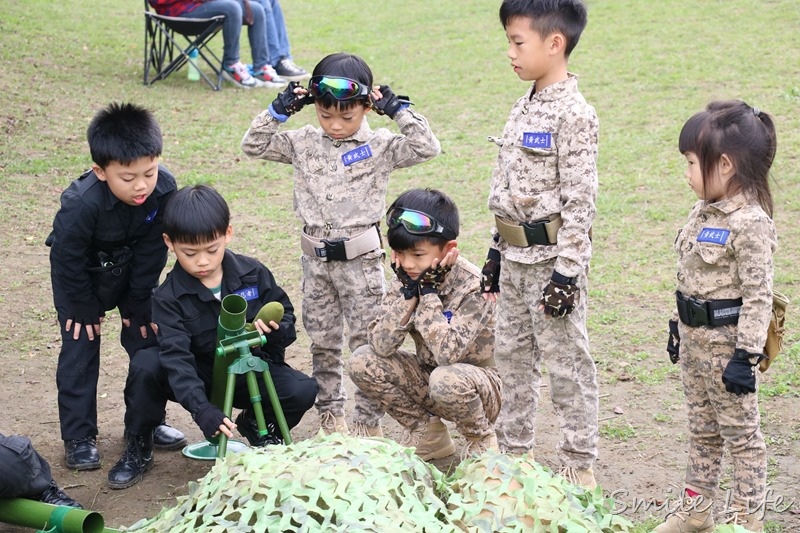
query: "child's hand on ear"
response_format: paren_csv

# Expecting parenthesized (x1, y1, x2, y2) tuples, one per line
(370, 85, 412, 119)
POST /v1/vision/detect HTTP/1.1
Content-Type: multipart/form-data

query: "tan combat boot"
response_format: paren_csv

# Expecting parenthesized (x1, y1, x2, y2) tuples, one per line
(720, 505, 763, 532)
(460, 431, 500, 460)
(654, 495, 715, 533)
(352, 421, 384, 438)
(401, 417, 455, 461)
(319, 411, 349, 436)
(559, 465, 597, 490)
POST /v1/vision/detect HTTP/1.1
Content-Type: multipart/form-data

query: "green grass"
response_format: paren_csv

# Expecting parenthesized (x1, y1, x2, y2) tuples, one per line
(1, 0, 799, 530)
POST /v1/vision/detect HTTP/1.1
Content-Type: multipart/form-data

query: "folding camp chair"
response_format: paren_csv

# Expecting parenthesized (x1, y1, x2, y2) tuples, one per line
(143, 0, 225, 90)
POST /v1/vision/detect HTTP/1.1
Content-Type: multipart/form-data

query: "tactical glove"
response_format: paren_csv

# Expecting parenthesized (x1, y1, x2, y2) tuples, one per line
(480, 248, 501, 294)
(418, 264, 452, 296)
(119, 295, 152, 330)
(271, 82, 310, 118)
(69, 301, 102, 327)
(391, 262, 419, 300)
(194, 404, 227, 440)
(540, 271, 578, 317)
(667, 319, 680, 364)
(370, 85, 411, 119)
(722, 348, 762, 395)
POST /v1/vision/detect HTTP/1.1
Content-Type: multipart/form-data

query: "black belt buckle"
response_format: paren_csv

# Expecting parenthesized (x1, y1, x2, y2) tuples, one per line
(522, 219, 551, 246)
(321, 238, 348, 261)
(676, 291, 709, 327)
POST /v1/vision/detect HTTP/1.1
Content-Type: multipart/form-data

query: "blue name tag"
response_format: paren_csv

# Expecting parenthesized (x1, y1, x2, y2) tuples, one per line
(443, 310, 453, 324)
(522, 132, 552, 149)
(697, 227, 730, 245)
(233, 286, 259, 301)
(342, 145, 373, 166)
(144, 208, 158, 223)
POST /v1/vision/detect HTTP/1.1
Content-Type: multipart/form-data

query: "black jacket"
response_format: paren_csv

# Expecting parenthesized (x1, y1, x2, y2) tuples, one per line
(152, 249, 297, 416)
(46, 166, 177, 311)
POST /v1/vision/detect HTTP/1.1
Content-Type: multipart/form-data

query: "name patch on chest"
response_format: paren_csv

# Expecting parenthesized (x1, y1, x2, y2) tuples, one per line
(233, 286, 259, 301)
(697, 227, 730, 245)
(522, 132, 552, 149)
(342, 145, 373, 166)
(144, 208, 158, 223)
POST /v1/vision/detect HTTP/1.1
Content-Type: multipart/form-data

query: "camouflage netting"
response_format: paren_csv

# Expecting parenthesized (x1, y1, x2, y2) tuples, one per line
(126, 434, 457, 533)
(126, 435, 639, 532)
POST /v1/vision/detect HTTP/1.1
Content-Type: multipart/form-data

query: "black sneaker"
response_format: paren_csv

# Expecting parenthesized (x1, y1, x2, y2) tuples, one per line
(64, 437, 101, 471)
(273, 58, 310, 82)
(39, 479, 83, 508)
(235, 410, 284, 446)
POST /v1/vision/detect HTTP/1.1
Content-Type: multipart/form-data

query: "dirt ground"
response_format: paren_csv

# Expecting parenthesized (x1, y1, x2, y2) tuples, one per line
(1, 234, 798, 532)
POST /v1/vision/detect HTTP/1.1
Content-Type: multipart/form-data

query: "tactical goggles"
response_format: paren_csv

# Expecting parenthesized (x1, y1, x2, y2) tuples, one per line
(386, 208, 456, 240)
(308, 76, 369, 101)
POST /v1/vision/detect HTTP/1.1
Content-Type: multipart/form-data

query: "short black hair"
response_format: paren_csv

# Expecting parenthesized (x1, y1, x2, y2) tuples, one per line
(499, 0, 588, 57)
(163, 185, 230, 245)
(386, 188, 459, 251)
(311, 53, 373, 111)
(86, 102, 162, 169)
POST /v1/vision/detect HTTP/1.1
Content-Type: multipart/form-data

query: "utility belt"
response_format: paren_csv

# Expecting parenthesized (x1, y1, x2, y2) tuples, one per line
(676, 290, 742, 327)
(300, 225, 381, 262)
(494, 215, 562, 247)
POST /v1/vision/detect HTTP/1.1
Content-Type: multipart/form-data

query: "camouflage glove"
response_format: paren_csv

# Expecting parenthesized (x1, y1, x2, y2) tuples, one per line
(418, 264, 452, 296)
(540, 271, 578, 317)
(391, 262, 419, 300)
(271, 82, 310, 118)
(667, 319, 680, 364)
(722, 349, 762, 395)
(370, 85, 412, 119)
(479, 248, 501, 294)
(194, 403, 227, 440)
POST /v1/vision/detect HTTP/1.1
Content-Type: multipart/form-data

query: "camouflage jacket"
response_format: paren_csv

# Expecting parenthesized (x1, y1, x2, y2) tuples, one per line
(674, 193, 777, 353)
(368, 256, 496, 368)
(241, 108, 440, 238)
(487, 74, 598, 277)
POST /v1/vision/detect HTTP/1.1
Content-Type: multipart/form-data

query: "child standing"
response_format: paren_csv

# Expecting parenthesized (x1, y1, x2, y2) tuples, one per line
(480, 0, 600, 489)
(655, 101, 777, 532)
(46, 102, 185, 471)
(109, 185, 318, 489)
(241, 53, 441, 436)
(348, 189, 502, 460)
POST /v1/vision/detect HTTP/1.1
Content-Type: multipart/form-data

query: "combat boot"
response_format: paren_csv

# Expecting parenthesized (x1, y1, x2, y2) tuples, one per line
(107, 431, 154, 490)
(319, 411, 349, 435)
(461, 430, 500, 460)
(559, 465, 598, 490)
(64, 437, 101, 471)
(352, 422, 384, 438)
(719, 504, 763, 532)
(401, 417, 455, 461)
(654, 494, 715, 533)
(39, 479, 83, 508)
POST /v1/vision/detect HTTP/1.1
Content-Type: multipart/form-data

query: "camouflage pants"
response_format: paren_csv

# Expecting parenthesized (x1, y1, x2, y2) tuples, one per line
(678, 322, 766, 508)
(301, 250, 386, 425)
(348, 345, 503, 438)
(494, 258, 599, 469)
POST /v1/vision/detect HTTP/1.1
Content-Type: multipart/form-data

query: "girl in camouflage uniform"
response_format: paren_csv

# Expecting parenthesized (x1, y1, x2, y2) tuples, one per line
(657, 100, 778, 533)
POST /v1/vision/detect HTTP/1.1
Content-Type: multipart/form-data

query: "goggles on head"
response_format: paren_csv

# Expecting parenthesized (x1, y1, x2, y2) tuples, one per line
(308, 76, 369, 101)
(386, 208, 456, 240)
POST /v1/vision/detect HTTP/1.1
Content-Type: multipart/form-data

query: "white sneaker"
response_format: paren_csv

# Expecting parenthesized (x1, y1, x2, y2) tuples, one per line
(222, 61, 263, 89)
(253, 65, 289, 88)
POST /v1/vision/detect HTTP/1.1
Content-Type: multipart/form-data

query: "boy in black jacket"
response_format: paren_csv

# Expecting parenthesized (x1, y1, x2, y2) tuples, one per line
(46, 102, 185, 472)
(109, 184, 317, 489)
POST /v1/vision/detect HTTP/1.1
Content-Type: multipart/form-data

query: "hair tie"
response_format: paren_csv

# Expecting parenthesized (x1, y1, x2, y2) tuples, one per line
(752, 106, 760, 117)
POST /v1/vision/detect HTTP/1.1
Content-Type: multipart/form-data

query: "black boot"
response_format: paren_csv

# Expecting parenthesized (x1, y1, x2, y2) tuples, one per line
(39, 479, 83, 508)
(235, 409, 284, 446)
(153, 423, 187, 451)
(107, 431, 154, 490)
(64, 437, 101, 471)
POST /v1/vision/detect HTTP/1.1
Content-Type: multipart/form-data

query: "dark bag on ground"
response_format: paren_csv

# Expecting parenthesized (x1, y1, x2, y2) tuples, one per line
(86, 246, 133, 310)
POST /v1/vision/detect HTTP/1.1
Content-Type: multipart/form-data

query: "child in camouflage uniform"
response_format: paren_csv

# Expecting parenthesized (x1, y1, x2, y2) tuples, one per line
(480, 0, 600, 489)
(656, 101, 778, 532)
(242, 53, 440, 436)
(349, 189, 502, 460)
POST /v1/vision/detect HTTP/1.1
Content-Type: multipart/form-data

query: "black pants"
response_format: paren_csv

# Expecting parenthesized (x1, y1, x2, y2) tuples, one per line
(55, 307, 158, 441)
(123, 347, 318, 434)
(0, 433, 52, 499)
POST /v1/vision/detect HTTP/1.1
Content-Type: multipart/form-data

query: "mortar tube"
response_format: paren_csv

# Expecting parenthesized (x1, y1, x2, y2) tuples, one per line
(0, 498, 105, 533)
